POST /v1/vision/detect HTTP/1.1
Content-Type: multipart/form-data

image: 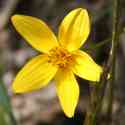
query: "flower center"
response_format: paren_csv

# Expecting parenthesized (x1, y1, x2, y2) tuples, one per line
(48, 47, 75, 69)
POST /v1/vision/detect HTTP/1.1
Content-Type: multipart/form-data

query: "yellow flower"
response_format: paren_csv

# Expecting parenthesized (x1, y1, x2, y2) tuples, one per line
(11, 8, 102, 118)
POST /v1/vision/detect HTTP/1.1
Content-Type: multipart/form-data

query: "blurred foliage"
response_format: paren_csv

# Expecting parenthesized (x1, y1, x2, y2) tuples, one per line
(0, 65, 16, 125)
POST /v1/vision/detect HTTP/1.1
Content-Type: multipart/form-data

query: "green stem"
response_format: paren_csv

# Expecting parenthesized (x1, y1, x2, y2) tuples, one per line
(84, 0, 120, 124)
(83, 28, 123, 52)
(85, 62, 110, 125)
(84, 84, 98, 125)
(107, 0, 120, 122)
(82, 38, 111, 52)
(90, 61, 111, 125)
(84, 28, 123, 51)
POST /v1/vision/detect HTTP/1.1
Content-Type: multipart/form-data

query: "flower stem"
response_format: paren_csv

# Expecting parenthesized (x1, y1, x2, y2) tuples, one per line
(84, 61, 110, 125)
(83, 28, 123, 52)
(106, 0, 120, 122)
(84, 0, 120, 124)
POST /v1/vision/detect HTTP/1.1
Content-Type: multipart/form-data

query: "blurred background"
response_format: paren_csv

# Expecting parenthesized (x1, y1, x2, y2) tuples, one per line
(0, 0, 125, 125)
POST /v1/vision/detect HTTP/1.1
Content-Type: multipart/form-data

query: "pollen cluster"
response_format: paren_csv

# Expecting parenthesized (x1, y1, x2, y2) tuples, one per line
(48, 47, 75, 69)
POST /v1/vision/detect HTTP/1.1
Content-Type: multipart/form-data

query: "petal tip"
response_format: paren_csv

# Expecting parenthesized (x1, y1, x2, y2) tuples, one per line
(74, 7, 84, 11)
(11, 15, 24, 25)
(12, 80, 24, 93)
(11, 15, 21, 27)
(12, 82, 20, 93)
(74, 8, 88, 14)
(65, 111, 75, 118)
(11, 15, 18, 22)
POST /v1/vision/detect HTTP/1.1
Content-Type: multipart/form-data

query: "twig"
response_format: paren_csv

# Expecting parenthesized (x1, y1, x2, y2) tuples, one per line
(84, 59, 111, 125)
(106, 0, 120, 123)
(84, 0, 120, 124)
(83, 27, 123, 52)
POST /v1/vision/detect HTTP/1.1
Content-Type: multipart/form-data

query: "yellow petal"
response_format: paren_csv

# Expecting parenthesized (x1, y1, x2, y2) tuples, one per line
(11, 15, 58, 53)
(55, 69, 79, 118)
(12, 55, 58, 93)
(72, 50, 102, 82)
(58, 8, 90, 51)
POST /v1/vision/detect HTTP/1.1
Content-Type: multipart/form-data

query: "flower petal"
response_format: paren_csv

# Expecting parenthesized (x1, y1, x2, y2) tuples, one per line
(72, 50, 102, 82)
(58, 8, 90, 51)
(55, 69, 79, 117)
(12, 55, 58, 93)
(11, 15, 58, 53)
